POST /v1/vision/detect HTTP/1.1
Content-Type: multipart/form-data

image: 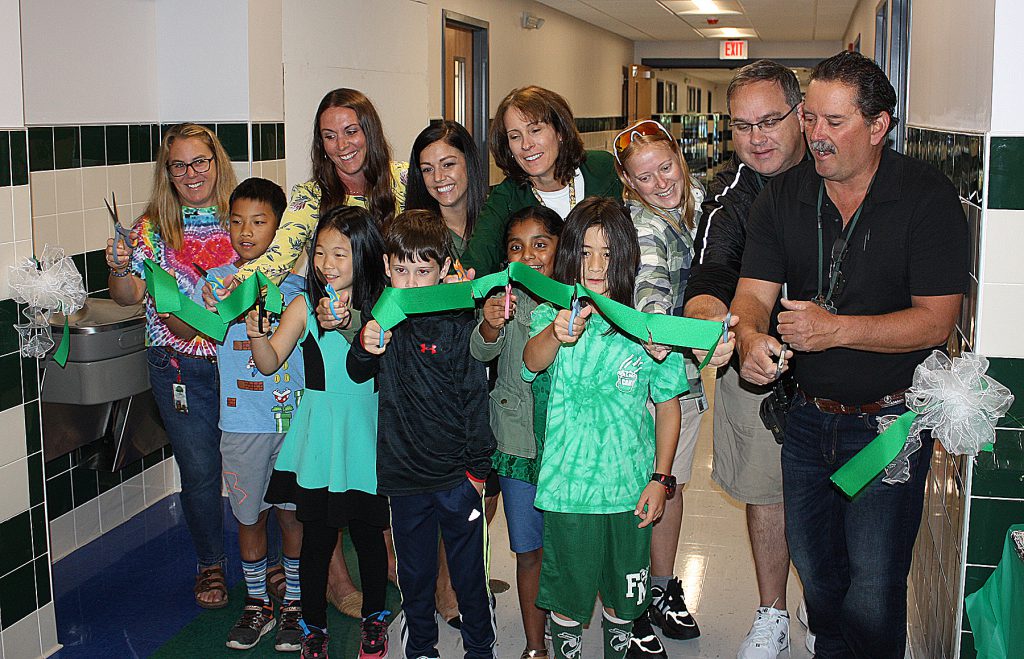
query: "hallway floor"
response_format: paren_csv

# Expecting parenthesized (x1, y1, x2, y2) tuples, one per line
(50, 374, 814, 658)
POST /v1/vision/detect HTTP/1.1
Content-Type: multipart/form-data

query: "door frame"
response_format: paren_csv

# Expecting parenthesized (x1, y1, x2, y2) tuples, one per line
(442, 10, 489, 159)
(887, 0, 911, 152)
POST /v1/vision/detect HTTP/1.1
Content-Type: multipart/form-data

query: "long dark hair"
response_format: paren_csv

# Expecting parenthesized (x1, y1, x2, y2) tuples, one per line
(406, 121, 485, 240)
(305, 206, 387, 335)
(489, 86, 586, 187)
(310, 88, 397, 222)
(554, 196, 639, 307)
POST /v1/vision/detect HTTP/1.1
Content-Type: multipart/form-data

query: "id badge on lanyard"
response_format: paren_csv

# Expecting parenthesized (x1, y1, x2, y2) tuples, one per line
(170, 355, 189, 414)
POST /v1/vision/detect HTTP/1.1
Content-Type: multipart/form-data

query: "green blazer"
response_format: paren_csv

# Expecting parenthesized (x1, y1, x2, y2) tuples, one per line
(461, 150, 623, 275)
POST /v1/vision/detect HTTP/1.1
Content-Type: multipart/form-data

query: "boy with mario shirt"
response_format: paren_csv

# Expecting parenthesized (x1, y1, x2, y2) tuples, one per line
(186, 178, 307, 652)
(347, 209, 497, 659)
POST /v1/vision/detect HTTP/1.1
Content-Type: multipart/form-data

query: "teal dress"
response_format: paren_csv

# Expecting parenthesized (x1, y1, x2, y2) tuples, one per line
(265, 296, 389, 526)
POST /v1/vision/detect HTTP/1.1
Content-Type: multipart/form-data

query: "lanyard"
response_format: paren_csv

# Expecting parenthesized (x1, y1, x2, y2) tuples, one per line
(815, 177, 872, 311)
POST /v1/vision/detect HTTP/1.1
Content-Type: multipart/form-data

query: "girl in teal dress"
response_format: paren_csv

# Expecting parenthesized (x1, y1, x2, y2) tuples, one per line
(247, 205, 391, 659)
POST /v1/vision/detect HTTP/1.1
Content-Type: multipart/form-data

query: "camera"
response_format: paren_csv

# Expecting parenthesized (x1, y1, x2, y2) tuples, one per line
(759, 375, 797, 445)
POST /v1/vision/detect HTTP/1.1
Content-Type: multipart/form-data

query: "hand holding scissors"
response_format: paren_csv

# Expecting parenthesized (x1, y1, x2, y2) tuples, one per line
(105, 192, 134, 268)
(193, 263, 227, 302)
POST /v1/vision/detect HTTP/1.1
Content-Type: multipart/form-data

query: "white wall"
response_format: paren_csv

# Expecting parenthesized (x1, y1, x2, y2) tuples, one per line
(636, 40, 842, 62)
(907, 0, 994, 132)
(156, 0, 250, 122)
(841, 0, 877, 58)
(249, 0, 284, 122)
(989, 0, 1023, 135)
(282, 0, 430, 186)
(426, 0, 634, 119)
(20, 0, 159, 124)
(0, 0, 24, 127)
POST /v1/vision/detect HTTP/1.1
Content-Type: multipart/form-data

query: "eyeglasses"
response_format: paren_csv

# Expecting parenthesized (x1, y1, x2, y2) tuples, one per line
(613, 120, 675, 165)
(729, 104, 800, 135)
(168, 157, 214, 178)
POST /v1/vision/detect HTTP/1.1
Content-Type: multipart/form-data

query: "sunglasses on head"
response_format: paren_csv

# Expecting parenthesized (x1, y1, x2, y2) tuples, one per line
(613, 120, 675, 165)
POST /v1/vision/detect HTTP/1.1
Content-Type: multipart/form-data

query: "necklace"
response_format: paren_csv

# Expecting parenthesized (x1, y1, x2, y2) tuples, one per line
(531, 175, 576, 210)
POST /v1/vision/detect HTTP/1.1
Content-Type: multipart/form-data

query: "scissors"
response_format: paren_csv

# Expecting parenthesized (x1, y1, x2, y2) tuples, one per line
(567, 290, 581, 337)
(316, 267, 342, 321)
(722, 312, 732, 344)
(256, 288, 267, 334)
(503, 283, 513, 320)
(105, 192, 133, 267)
(775, 343, 789, 379)
(193, 262, 226, 302)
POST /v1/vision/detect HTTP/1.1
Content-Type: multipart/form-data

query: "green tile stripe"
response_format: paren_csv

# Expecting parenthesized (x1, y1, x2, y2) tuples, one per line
(988, 137, 1024, 209)
(17, 122, 259, 173)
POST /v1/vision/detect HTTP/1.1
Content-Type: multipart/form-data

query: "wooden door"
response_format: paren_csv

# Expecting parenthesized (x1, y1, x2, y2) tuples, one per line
(444, 24, 474, 135)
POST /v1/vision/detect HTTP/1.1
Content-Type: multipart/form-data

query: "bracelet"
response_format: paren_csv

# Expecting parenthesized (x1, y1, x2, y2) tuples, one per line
(110, 267, 131, 278)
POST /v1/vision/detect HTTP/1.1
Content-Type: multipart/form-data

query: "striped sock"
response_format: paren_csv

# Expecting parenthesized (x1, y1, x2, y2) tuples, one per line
(242, 556, 269, 603)
(282, 555, 301, 602)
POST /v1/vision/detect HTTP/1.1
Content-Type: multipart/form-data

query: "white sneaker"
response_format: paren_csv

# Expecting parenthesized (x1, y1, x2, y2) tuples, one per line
(796, 598, 815, 654)
(737, 607, 790, 659)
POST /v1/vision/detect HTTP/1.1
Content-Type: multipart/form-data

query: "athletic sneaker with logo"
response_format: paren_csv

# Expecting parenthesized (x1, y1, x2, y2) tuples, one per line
(650, 577, 700, 640)
(737, 606, 790, 659)
(625, 608, 666, 659)
(226, 597, 276, 650)
(359, 610, 390, 658)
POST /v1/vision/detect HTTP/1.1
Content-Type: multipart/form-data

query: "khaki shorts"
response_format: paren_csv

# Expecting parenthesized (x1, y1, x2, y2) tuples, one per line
(646, 395, 703, 484)
(710, 364, 783, 505)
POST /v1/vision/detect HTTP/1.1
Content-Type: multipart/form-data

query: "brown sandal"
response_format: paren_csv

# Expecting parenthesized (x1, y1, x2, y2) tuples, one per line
(266, 564, 287, 602)
(193, 565, 229, 609)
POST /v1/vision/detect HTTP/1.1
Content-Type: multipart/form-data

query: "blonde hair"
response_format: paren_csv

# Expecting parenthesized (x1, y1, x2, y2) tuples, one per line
(614, 127, 697, 231)
(145, 123, 237, 250)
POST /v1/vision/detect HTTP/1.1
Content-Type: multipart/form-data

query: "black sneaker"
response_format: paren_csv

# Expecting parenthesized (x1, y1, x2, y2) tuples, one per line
(359, 610, 390, 658)
(300, 621, 330, 659)
(275, 600, 303, 652)
(625, 608, 667, 659)
(650, 577, 700, 640)
(226, 597, 276, 650)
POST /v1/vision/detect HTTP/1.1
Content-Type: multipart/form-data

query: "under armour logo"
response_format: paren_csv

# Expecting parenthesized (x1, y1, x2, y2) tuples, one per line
(420, 343, 437, 354)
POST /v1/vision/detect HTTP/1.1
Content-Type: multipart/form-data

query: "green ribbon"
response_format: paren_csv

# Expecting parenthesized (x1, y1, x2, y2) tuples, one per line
(142, 260, 284, 343)
(829, 411, 917, 497)
(371, 261, 723, 364)
(52, 317, 71, 367)
(216, 271, 283, 323)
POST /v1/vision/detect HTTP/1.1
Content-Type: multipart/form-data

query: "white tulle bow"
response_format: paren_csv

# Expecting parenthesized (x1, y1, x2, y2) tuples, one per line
(7, 244, 86, 359)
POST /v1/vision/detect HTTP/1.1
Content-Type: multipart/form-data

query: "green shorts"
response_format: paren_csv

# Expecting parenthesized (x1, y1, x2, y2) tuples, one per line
(536, 511, 652, 623)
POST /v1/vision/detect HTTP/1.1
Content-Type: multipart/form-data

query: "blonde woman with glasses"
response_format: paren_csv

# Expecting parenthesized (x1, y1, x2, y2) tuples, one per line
(613, 119, 705, 659)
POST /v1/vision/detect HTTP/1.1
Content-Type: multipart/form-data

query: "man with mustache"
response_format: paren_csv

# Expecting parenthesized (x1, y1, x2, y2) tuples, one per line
(732, 51, 968, 657)
(679, 60, 808, 659)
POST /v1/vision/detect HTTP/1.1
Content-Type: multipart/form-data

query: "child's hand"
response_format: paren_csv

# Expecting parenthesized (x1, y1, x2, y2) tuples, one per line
(245, 308, 272, 338)
(551, 304, 593, 344)
(643, 338, 671, 362)
(442, 266, 476, 284)
(482, 293, 515, 331)
(316, 291, 351, 330)
(635, 482, 667, 528)
(202, 275, 236, 310)
(361, 320, 391, 355)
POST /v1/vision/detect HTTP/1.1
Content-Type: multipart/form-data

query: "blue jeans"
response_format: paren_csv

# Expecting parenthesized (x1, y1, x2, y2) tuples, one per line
(782, 394, 932, 659)
(148, 347, 225, 569)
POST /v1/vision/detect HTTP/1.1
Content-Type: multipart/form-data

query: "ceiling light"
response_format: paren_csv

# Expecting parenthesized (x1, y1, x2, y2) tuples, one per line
(721, 27, 741, 37)
(693, 0, 719, 12)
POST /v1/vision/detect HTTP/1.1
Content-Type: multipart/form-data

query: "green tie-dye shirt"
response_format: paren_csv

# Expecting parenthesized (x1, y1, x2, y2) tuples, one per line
(524, 303, 689, 514)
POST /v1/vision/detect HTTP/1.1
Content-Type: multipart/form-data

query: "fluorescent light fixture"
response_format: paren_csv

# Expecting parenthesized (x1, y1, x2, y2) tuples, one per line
(721, 27, 741, 37)
(693, 0, 719, 12)
(662, 0, 742, 15)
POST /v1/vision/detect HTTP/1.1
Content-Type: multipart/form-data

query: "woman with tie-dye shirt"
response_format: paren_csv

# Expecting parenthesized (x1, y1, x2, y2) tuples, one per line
(237, 88, 408, 284)
(106, 123, 237, 610)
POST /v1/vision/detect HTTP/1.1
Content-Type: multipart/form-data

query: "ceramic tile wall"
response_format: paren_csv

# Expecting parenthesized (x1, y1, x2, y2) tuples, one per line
(958, 358, 1024, 659)
(976, 137, 1024, 358)
(903, 126, 985, 659)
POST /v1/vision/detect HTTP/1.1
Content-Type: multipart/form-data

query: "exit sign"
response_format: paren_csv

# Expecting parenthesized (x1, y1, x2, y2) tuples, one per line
(719, 40, 748, 60)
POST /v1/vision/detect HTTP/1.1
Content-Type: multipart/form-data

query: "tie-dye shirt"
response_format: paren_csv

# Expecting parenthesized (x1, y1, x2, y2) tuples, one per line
(525, 303, 689, 514)
(130, 206, 237, 357)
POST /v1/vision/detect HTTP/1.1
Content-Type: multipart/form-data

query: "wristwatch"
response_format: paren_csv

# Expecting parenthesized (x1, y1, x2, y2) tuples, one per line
(650, 473, 677, 498)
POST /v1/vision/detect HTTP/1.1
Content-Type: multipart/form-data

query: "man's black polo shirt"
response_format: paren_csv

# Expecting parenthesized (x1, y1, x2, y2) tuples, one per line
(741, 147, 969, 405)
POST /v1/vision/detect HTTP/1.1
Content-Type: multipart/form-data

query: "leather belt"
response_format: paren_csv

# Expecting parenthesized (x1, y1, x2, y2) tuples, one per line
(798, 388, 908, 415)
(160, 345, 217, 364)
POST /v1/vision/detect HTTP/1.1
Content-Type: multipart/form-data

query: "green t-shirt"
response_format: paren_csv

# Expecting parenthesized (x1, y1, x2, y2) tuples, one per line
(523, 303, 689, 514)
